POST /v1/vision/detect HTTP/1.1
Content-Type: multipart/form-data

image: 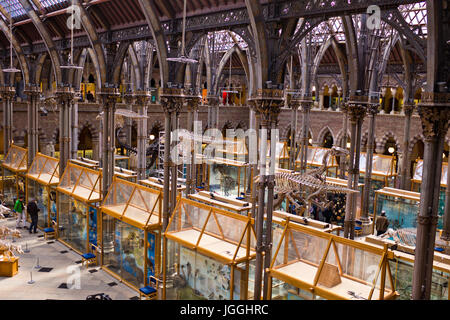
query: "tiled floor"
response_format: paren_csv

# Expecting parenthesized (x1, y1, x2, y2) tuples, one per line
(0, 218, 138, 300)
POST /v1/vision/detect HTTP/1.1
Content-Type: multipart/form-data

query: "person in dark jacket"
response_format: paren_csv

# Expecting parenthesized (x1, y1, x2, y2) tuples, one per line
(376, 211, 389, 236)
(27, 199, 40, 234)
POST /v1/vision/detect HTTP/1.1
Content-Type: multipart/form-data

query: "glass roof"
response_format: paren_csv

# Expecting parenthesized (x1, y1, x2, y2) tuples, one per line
(0, 0, 26, 19)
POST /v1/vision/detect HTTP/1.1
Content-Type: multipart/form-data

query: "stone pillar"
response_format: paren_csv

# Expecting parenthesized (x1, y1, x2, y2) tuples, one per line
(249, 89, 283, 300)
(56, 87, 75, 177)
(339, 103, 349, 179)
(185, 95, 200, 195)
(135, 91, 152, 180)
(344, 99, 367, 239)
(207, 95, 219, 129)
(92, 137, 100, 161)
(289, 98, 300, 170)
(298, 97, 313, 173)
(390, 88, 397, 114)
(160, 89, 184, 231)
(360, 102, 379, 234)
(24, 85, 40, 166)
(319, 90, 325, 110)
(71, 94, 80, 160)
(98, 88, 120, 199)
(412, 96, 450, 300)
(1, 86, 15, 156)
(400, 103, 415, 190)
(123, 92, 134, 155)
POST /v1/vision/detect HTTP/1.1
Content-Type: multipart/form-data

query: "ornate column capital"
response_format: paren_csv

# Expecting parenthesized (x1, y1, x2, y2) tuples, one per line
(248, 89, 284, 123)
(160, 88, 185, 114)
(417, 91, 450, 140)
(134, 90, 152, 107)
(403, 103, 416, 117)
(206, 95, 220, 107)
(347, 96, 368, 123)
(23, 84, 41, 97)
(0, 85, 16, 99)
(98, 87, 120, 108)
(55, 86, 75, 105)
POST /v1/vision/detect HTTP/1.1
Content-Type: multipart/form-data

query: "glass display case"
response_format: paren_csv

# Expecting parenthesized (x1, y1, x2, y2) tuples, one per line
(56, 162, 101, 254)
(26, 153, 59, 229)
(411, 160, 447, 220)
(139, 177, 186, 197)
(101, 177, 162, 290)
(372, 187, 421, 232)
(188, 191, 252, 217)
(359, 153, 397, 213)
(115, 155, 130, 170)
(163, 198, 256, 300)
(326, 177, 364, 226)
(365, 236, 450, 300)
(295, 146, 338, 177)
(216, 138, 248, 162)
(207, 158, 249, 198)
(1, 145, 27, 208)
(267, 221, 398, 300)
(267, 141, 290, 170)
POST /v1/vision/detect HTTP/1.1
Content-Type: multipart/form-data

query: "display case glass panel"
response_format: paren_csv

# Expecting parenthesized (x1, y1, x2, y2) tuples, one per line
(102, 218, 146, 289)
(102, 178, 162, 229)
(115, 155, 130, 170)
(164, 198, 256, 300)
(2, 145, 27, 172)
(27, 179, 49, 229)
(2, 168, 17, 207)
(208, 159, 247, 198)
(374, 188, 423, 230)
(389, 258, 449, 300)
(58, 193, 88, 253)
(58, 163, 101, 203)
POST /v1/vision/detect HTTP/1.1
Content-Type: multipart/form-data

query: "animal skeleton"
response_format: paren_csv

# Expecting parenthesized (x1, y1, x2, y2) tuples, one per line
(0, 226, 21, 239)
(256, 146, 358, 211)
(0, 240, 24, 258)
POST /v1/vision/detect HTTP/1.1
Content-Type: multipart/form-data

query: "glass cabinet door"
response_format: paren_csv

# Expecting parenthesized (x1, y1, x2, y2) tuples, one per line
(120, 222, 145, 289)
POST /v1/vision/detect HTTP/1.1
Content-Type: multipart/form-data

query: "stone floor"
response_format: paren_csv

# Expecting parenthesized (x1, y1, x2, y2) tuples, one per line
(0, 217, 139, 300)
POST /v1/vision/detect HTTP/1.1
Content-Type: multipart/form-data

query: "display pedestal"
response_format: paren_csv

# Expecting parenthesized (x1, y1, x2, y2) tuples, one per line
(0, 257, 19, 277)
(361, 220, 374, 236)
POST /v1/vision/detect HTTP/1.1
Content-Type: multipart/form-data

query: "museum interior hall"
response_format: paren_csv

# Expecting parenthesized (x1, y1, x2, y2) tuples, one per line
(0, 0, 449, 302)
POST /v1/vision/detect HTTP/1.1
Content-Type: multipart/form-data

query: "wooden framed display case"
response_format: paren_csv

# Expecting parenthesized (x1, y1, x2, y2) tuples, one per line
(267, 141, 290, 170)
(207, 157, 251, 198)
(71, 158, 138, 183)
(56, 162, 102, 254)
(115, 155, 130, 170)
(216, 138, 248, 162)
(267, 221, 398, 300)
(358, 153, 397, 213)
(411, 160, 447, 223)
(188, 191, 253, 216)
(295, 146, 338, 176)
(101, 177, 162, 291)
(163, 198, 257, 300)
(26, 153, 60, 230)
(139, 177, 186, 196)
(1, 145, 28, 208)
(372, 187, 421, 234)
(365, 236, 450, 300)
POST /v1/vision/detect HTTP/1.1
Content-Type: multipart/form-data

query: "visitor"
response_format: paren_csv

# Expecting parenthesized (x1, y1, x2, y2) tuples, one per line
(27, 199, 40, 234)
(86, 91, 95, 102)
(14, 196, 26, 229)
(376, 210, 389, 236)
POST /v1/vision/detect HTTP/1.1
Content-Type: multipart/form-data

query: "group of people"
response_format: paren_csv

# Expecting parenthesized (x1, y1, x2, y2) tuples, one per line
(13, 195, 40, 234)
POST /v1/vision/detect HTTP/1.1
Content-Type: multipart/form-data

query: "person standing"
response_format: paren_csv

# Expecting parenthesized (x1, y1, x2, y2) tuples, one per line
(27, 199, 40, 234)
(14, 196, 26, 228)
(376, 211, 390, 236)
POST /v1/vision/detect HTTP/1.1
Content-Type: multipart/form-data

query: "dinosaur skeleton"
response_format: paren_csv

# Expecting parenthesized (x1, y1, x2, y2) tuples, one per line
(256, 146, 358, 211)
(0, 226, 21, 239)
(0, 240, 24, 258)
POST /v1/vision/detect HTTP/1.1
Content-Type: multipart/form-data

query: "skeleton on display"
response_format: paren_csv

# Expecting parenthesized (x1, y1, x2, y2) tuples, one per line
(0, 240, 24, 259)
(256, 146, 358, 212)
(0, 226, 22, 239)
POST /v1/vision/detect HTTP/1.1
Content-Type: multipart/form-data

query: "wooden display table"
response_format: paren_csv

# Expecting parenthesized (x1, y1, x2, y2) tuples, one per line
(0, 257, 18, 277)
